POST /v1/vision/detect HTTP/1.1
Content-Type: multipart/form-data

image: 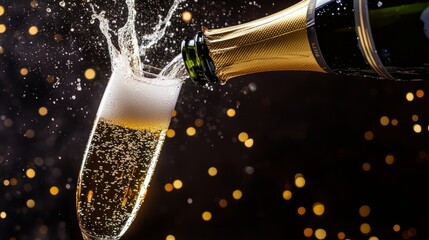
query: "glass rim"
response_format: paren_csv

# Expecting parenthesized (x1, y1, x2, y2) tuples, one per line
(127, 65, 184, 86)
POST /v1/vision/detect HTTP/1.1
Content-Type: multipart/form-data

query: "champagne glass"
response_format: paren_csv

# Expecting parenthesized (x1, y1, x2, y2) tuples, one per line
(76, 65, 182, 240)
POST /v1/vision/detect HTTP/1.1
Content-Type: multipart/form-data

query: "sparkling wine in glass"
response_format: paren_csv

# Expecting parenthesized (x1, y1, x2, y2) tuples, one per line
(76, 65, 182, 240)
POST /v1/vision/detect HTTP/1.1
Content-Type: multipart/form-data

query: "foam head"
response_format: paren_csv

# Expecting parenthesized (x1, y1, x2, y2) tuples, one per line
(98, 65, 183, 130)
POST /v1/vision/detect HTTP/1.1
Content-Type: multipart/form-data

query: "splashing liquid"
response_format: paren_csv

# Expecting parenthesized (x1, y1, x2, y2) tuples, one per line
(94, 0, 186, 79)
(76, 1, 186, 240)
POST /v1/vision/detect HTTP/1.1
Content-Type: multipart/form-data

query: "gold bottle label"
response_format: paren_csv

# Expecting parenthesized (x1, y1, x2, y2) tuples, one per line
(203, 0, 325, 82)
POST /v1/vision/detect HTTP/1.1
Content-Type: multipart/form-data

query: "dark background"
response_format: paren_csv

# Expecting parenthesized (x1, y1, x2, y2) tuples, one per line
(1, 0, 429, 240)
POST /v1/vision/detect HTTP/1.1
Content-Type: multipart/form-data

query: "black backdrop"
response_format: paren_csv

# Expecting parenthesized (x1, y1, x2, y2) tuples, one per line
(1, 0, 429, 239)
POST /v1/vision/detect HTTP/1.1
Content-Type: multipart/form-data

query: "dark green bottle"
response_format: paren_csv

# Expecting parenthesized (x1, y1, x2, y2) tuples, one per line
(182, 0, 429, 85)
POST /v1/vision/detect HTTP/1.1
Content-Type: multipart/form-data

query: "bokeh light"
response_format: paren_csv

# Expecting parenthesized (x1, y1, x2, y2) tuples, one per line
(295, 173, 306, 188)
(282, 190, 292, 200)
(227, 108, 236, 117)
(84, 68, 96, 80)
(166, 129, 176, 138)
(244, 138, 254, 148)
(380, 116, 389, 126)
(314, 229, 327, 239)
(38, 107, 49, 116)
(208, 167, 218, 176)
(303, 228, 313, 237)
(238, 132, 249, 142)
(416, 89, 424, 98)
(202, 211, 212, 221)
(406, 92, 414, 101)
(385, 154, 395, 165)
(364, 131, 374, 141)
(413, 124, 422, 133)
(360, 223, 371, 234)
(49, 186, 59, 196)
(3, 179, 10, 186)
(30, 0, 38, 8)
(312, 202, 325, 216)
(0, 24, 6, 33)
(297, 206, 306, 215)
(173, 179, 183, 189)
(186, 127, 196, 136)
(393, 224, 401, 232)
(232, 190, 242, 200)
(337, 232, 346, 240)
(182, 10, 192, 23)
(166, 235, 176, 240)
(194, 118, 204, 127)
(26, 199, 36, 208)
(164, 183, 174, 192)
(10, 178, 18, 186)
(20, 68, 29, 76)
(26, 168, 36, 179)
(28, 26, 39, 35)
(359, 205, 371, 217)
(362, 162, 371, 171)
(219, 199, 228, 208)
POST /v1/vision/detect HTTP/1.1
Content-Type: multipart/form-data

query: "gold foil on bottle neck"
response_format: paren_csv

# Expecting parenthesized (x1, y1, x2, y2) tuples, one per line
(203, 0, 324, 82)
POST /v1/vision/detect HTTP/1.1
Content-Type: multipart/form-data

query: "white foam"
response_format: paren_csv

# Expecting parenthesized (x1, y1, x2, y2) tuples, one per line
(91, 0, 186, 129)
(98, 60, 182, 128)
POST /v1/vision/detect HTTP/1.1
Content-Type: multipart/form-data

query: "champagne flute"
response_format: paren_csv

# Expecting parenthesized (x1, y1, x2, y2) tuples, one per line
(76, 65, 182, 240)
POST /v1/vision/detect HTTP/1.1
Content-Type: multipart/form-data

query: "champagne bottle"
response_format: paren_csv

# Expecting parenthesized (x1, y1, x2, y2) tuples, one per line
(181, 0, 429, 85)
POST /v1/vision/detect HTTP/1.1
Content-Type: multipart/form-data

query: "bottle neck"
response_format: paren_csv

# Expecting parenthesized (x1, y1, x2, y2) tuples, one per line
(181, 32, 219, 85)
(182, 0, 325, 85)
